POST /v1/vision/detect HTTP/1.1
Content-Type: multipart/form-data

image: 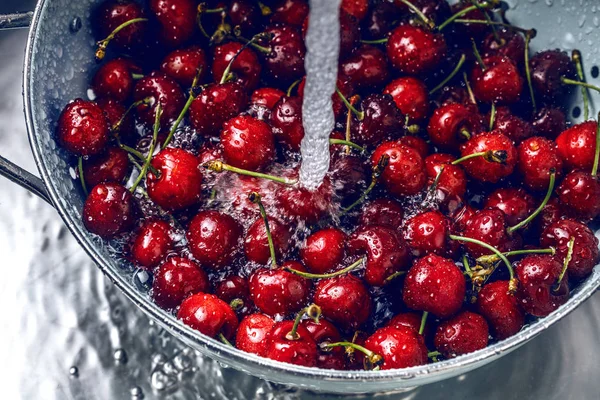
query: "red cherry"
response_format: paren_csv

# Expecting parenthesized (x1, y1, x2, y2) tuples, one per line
(301, 228, 347, 275)
(363, 1, 400, 40)
(261, 24, 306, 84)
(227, 0, 263, 35)
(82, 183, 135, 238)
(160, 46, 208, 87)
(276, 176, 333, 223)
(484, 188, 536, 227)
(403, 254, 466, 318)
(403, 211, 455, 258)
(177, 293, 239, 339)
(387, 312, 431, 338)
(251, 87, 285, 110)
(471, 56, 523, 104)
(197, 141, 224, 165)
(330, 153, 369, 199)
(130, 219, 173, 269)
(82, 147, 130, 187)
(489, 106, 534, 144)
(97, 98, 134, 136)
(424, 153, 467, 206)
(515, 255, 569, 317)
(398, 136, 429, 159)
(235, 313, 275, 355)
(351, 95, 404, 147)
(517, 136, 563, 191)
(269, 96, 304, 151)
(146, 148, 203, 211)
(133, 73, 185, 128)
(149, 0, 196, 48)
(92, 58, 141, 102)
(359, 199, 404, 230)
(372, 141, 427, 196)
(531, 107, 567, 139)
(556, 121, 598, 172)
(314, 275, 372, 330)
(462, 209, 519, 258)
(244, 216, 291, 265)
(301, 319, 346, 370)
(215, 276, 250, 304)
(340, 45, 390, 90)
(348, 225, 410, 286)
(57, 99, 110, 156)
(212, 42, 262, 91)
(341, 0, 369, 20)
(436, 85, 473, 108)
(481, 28, 526, 66)
(434, 311, 489, 358)
(190, 82, 248, 137)
(339, 11, 361, 56)
(529, 50, 575, 101)
(383, 77, 429, 122)
(94, 0, 147, 50)
(450, 204, 476, 233)
(460, 132, 518, 183)
(187, 211, 241, 269)
(249, 263, 312, 316)
(272, 0, 309, 26)
(557, 171, 600, 220)
(387, 24, 446, 75)
(221, 115, 275, 171)
(264, 320, 317, 366)
(427, 103, 485, 150)
(364, 326, 428, 369)
(477, 280, 525, 340)
(152, 257, 209, 310)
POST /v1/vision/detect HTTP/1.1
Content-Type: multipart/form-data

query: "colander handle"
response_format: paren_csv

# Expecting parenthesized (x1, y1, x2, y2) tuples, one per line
(0, 12, 33, 30)
(0, 155, 53, 206)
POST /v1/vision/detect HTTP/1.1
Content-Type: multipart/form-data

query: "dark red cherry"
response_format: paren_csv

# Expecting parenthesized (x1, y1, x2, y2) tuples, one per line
(448, 0, 488, 37)
(215, 276, 250, 305)
(301, 319, 346, 370)
(92, 58, 141, 102)
(531, 107, 567, 139)
(198, 141, 224, 165)
(484, 188, 536, 227)
(249, 263, 312, 316)
(383, 77, 429, 122)
(82, 183, 135, 238)
(212, 42, 262, 91)
(363, 1, 400, 40)
(351, 94, 404, 146)
(489, 106, 534, 144)
(515, 255, 569, 317)
(372, 141, 427, 196)
(340, 45, 390, 91)
(434, 311, 489, 358)
(462, 209, 518, 258)
(187, 211, 241, 269)
(160, 46, 208, 87)
(387, 312, 432, 338)
(235, 313, 275, 355)
(556, 121, 598, 172)
(427, 103, 485, 150)
(341, 0, 369, 21)
(348, 225, 410, 286)
(82, 147, 130, 187)
(190, 82, 248, 137)
(558, 171, 600, 220)
(147, 148, 203, 211)
(272, 0, 309, 26)
(460, 132, 518, 183)
(58, 99, 110, 156)
(403, 211, 455, 258)
(436, 85, 473, 108)
(301, 228, 347, 275)
(477, 280, 525, 340)
(387, 24, 446, 75)
(529, 50, 575, 101)
(481, 29, 526, 66)
(330, 153, 369, 198)
(94, 0, 147, 50)
(517, 136, 563, 191)
(177, 293, 239, 339)
(221, 115, 275, 171)
(228, 0, 263, 34)
(424, 153, 467, 204)
(398, 136, 429, 159)
(97, 98, 134, 136)
(364, 326, 428, 369)
(251, 87, 286, 110)
(261, 24, 306, 84)
(393, 0, 452, 24)
(541, 219, 600, 280)
(450, 204, 476, 233)
(130, 220, 173, 269)
(314, 275, 372, 330)
(359, 199, 404, 230)
(471, 56, 523, 104)
(152, 257, 209, 310)
(269, 95, 304, 151)
(403, 254, 466, 318)
(244, 216, 291, 265)
(338, 11, 360, 56)
(133, 73, 185, 128)
(149, 0, 196, 48)
(276, 175, 333, 223)
(264, 320, 317, 367)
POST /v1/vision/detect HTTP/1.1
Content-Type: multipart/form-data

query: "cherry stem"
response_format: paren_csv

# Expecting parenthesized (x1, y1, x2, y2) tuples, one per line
(131, 73, 144, 80)
(397, 0, 435, 29)
(571, 50, 590, 121)
(258, 1, 272, 16)
(428, 351, 441, 361)
(78, 157, 88, 195)
(130, 104, 161, 193)
(286, 304, 321, 341)
(219, 33, 267, 85)
(384, 270, 406, 283)
(449, 234, 515, 282)
(249, 192, 277, 269)
(468, 0, 499, 40)
(477, 247, 556, 265)
(286, 257, 366, 280)
(463, 72, 477, 105)
(463, 255, 472, 274)
(163, 68, 204, 148)
(324, 342, 383, 370)
(418, 311, 428, 335)
(329, 138, 365, 153)
(119, 143, 159, 176)
(230, 298, 244, 311)
(360, 38, 388, 44)
(95, 18, 148, 61)
(112, 97, 153, 133)
(430, 54, 467, 95)
(204, 160, 297, 185)
(471, 38, 486, 71)
(452, 19, 534, 35)
(524, 31, 537, 114)
(437, 2, 495, 31)
(235, 31, 272, 54)
(336, 88, 364, 121)
(341, 154, 390, 215)
(452, 150, 508, 165)
(593, 111, 600, 177)
(218, 333, 233, 347)
(554, 237, 574, 291)
(561, 77, 600, 94)
(287, 79, 301, 97)
(489, 103, 496, 131)
(507, 170, 556, 233)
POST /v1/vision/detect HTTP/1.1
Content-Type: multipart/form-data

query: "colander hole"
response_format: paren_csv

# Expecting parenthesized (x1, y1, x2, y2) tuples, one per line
(572, 106, 582, 119)
(591, 66, 599, 79)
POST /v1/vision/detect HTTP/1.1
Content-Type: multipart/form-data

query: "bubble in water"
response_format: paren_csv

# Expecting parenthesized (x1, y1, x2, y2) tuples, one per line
(69, 366, 78, 378)
(114, 348, 128, 364)
(130, 386, 144, 400)
(70, 17, 82, 33)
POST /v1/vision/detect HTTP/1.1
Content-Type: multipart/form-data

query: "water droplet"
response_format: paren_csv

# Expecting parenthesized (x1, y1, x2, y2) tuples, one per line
(114, 348, 128, 364)
(130, 386, 144, 400)
(70, 17, 82, 33)
(69, 366, 79, 378)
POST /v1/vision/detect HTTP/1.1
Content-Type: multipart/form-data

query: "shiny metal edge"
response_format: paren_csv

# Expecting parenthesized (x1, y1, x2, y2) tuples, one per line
(21, 0, 600, 393)
(0, 11, 33, 30)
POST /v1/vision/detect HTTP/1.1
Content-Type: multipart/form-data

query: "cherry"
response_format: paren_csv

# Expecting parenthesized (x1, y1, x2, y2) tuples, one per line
(387, 24, 446, 75)
(235, 313, 275, 355)
(556, 121, 598, 172)
(301, 319, 346, 369)
(450, 204, 476, 233)
(340, 45, 390, 91)
(149, 0, 196, 48)
(460, 132, 518, 183)
(529, 50, 575, 101)
(341, 0, 369, 21)
(363, 326, 428, 369)
(260, 24, 306, 84)
(264, 320, 317, 367)
(403, 211, 455, 258)
(190, 82, 248, 137)
(557, 171, 600, 220)
(434, 311, 489, 358)
(330, 153, 369, 198)
(393, 0, 451, 24)
(372, 141, 427, 197)
(402, 254, 466, 318)
(517, 136, 563, 192)
(471, 56, 523, 104)
(146, 148, 202, 211)
(383, 77, 429, 122)
(350, 94, 404, 146)
(424, 153, 467, 205)
(97, 98, 134, 136)
(387, 312, 432, 338)
(481, 28, 526, 66)
(220, 115, 275, 172)
(133, 73, 185, 128)
(244, 216, 291, 265)
(477, 280, 525, 340)
(130, 219, 173, 269)
(363, 1, 400, 40)
(436, 85, 473, 108)
(276, 175, 333, 223)
(82, 147, 130, 187)
(249, 262, 312, 316)
(58, 99, 110, 156)
(152, 257, 209, 309)
(489, 106, 534, 144)
(301, 228, 347, 275)
(515, 255, 569, 317)
(348, 225, 410, 286)
(427, 103, 485, 150)
(269, 95, 304, 151)
(484, 188, 536, 227)
(448, 0, 489, 37)
(272, 0, 309, 26)
(536, 198, 564, 235)
(160, 46, 208, 87)
(215, 276, 250, 305)
(462, 209, 519, 258)
(94, 0, 147, 51)
(177, 293, 239, 339)
(531, 107, 566, 139)
(92, 58, 141, 102)
(212, 42, 262, 91)
(398, 135, 430, 159)
(187, 211, 241, 269)
(228, 1, 263, 35)
(82, 183, 135, 238)
(251, 87, 285, 110)
(540, 219, 600, 280)
(359, 199, 404, 230)
(314, 275, 372, 330)
(339, 11, 361, 56)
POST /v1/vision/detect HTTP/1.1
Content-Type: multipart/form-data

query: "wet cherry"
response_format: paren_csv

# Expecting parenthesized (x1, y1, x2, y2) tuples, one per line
(359, 199, 404, 230)
(383, 77, 429, 122)
(372, 141, 427, 197)
(460, 132, 518, 183)
(133, 73, 185, 128)
(177, 293, 239, 339)
(187, 210, 242, 269)
(555, 121, 598, 172)
(434, 311, 489, 358)
(314, 275, 372, 330)
(477, 280, 525, 340)
(471, 56, 523, 104)
(301, 228, 347, 275)
(149, 0, 197, 48)
(58, 99, 110, 156)
(190, 82, 248, 137)
(212, 42, 262, 91)
(517, 136, 563, 191)
(92, 58, 141, 102)
(152, 257, 209, 310)
(82, 147, 130, 187)
(130, 219, 173, 269)
(387, 24, 446, 75)
(235, 313, 275, 355)
(160, 46, 208, 87)
(244, 216, 291, 265)
(484, 188, 536, 227)
(403, 211, 455, 258)
(364, 326, 428, 369)
(82, 183, 135, 238)
(221, 115, 275, 171)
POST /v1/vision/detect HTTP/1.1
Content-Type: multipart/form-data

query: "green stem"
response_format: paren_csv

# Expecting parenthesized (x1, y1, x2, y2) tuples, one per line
(430, 54, 467, 95)
(286, 257, 366, 279)
(287, 79, 301, 97)
(229, 298, 244, 311)
(427, 351, 441, 358)
(78, 157, 88, 195)
(449, 234, 515, 281)
(324, 342, 382, 370)
(437, 3, 494, 31)
(384, 270, 406, 283)
(472, 38, 486, 71)
(204, 161, 297, 185)
(572, 50, 590, 121)
(163, 69, 203, 148)
(112, 97, 153, 133)
(469, 0, 499, 40)
(329, 138, 365, 153)
(592, 111, 600, 177)
(131, 73, 144, 80)
(249, 192, 277, 269)
(130, 104, 161, 193)
(360, 38, 389, 44)
(218, 333, 233, 346)
(451, 150, 507, 165)
(463, 72, 477, 104)
(507, 170, 555, 233)
(397, 0, 435, 29)
(489, 103, 496, 131)
(286, 304, 321, 340)
(95, 18, 148, 61)
(477, 248, 556, 265)
(341, 155, 389, 215)
(561, 77, 600, 94)
(524, 31, 537, 114)
(463, 255, 472, 274)
(452, 19, 533, 35)
(418, 311, 428, 335)
(336, 88, 364, 121)
(555, 237, 574, 290)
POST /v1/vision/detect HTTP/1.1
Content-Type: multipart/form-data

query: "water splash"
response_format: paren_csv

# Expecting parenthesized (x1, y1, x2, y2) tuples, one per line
(299, 0, 342, 190)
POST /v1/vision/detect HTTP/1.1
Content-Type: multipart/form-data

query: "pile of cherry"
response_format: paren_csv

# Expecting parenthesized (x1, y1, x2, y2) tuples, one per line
(57, 0, 600, 370)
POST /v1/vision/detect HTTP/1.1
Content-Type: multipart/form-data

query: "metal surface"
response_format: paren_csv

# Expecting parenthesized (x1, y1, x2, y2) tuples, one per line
(0, 12, 33, 30)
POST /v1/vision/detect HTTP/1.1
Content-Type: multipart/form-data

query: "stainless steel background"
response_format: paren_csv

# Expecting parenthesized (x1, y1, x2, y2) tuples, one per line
(1, 0, 599, 398)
